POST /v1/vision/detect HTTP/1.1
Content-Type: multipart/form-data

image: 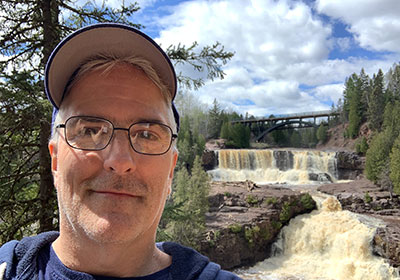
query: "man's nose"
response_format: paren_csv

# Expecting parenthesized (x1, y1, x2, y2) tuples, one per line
(103, 131, 136, 175)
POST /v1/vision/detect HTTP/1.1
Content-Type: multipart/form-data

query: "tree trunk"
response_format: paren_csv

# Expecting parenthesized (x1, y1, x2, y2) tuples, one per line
(38, 0, 60, 233)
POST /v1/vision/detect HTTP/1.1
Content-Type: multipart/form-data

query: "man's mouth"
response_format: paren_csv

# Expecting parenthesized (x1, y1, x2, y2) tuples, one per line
(92, 190, 137, 198)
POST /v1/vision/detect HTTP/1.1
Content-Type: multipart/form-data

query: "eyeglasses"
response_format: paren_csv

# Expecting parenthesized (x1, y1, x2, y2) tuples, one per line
(56, 116, 178, 155)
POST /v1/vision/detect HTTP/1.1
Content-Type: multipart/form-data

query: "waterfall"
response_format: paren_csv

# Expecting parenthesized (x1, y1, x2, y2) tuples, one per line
(236, 194, 399, 280)
(208, 149, 338, 184)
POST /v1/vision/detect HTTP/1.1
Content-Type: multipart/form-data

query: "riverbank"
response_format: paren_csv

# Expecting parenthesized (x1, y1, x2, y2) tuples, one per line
(200, 180, 316, 269)
(201, 177, 400, 273)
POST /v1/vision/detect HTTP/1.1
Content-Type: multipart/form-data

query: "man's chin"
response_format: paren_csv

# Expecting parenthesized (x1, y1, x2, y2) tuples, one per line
(79, 214, 138, 244)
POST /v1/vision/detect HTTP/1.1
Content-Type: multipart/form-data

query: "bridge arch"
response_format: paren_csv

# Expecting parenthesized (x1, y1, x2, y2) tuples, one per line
(255, 120, 318, 142)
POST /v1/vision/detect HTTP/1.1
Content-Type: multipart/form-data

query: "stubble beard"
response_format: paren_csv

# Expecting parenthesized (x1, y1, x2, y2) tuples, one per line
(58, 174, 154, 245)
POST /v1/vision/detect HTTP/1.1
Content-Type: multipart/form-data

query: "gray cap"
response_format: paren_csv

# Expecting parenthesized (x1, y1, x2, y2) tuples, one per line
(45, 23, 179, 130)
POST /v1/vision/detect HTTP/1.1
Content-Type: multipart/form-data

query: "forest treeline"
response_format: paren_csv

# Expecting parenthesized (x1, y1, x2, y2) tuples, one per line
(340, 64, 400, 196)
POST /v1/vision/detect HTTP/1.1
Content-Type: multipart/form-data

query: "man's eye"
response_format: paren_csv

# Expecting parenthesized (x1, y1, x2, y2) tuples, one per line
(81, 127, 101, 136)
(137, 130, 159, 141)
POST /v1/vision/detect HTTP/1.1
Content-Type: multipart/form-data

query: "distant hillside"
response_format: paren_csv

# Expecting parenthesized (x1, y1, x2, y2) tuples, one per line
(317, 122, 371, 152)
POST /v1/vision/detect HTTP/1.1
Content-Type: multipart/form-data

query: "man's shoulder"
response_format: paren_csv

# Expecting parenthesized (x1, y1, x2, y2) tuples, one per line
(0, 231, 59, 279)
(157, 242, 242, 280)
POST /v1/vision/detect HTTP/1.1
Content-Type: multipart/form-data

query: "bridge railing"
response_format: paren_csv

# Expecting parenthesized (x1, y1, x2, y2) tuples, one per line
(232, 109, 339, 123)
(273, 110, 337, 119)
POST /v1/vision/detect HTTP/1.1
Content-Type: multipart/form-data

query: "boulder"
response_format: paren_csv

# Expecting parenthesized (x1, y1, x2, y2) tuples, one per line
(202, 150, 217, 171)
(336, 151, 365, 180)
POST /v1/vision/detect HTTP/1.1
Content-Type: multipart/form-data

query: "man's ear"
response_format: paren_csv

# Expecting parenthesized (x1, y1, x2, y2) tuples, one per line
(48, 141, 58, 173)
(169, 148, 178, 179)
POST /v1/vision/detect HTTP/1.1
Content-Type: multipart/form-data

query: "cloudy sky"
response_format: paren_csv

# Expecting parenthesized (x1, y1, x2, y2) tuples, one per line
(114, 0, 400, 117)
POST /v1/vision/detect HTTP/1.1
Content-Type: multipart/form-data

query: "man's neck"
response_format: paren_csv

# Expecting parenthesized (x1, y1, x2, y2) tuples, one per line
(52, 232, 172, 277)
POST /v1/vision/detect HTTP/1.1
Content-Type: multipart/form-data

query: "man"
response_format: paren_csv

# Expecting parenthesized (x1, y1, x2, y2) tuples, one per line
(0, 23, 241, 280)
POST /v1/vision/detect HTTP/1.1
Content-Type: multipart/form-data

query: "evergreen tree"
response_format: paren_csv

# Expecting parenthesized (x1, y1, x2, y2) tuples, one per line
(166, 156, 210, 249)
(290, 131, 301, 148)
(176, 115, 205, 171)
(220, 122, 250, 148)
(382, 100, 400, 138)
(358, 68, 371, 122)
(368, 69, 386, 131)
(316, 123, 328, 143)
(220, 122, 231, 140)
(208, 98, 223, 139)
(355, 137, 369, 155)
(343, 74, 363, 138)
(390, 135, 400, 194)
(365, 130, 394, 183)
(386, 63, 400, 101)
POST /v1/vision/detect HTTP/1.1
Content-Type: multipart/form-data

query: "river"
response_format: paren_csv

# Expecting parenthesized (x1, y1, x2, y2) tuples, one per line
(208, 149, 399, 280)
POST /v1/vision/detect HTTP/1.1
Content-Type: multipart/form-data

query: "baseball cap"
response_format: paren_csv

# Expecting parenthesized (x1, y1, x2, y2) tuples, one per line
(44, 23, 180, 131)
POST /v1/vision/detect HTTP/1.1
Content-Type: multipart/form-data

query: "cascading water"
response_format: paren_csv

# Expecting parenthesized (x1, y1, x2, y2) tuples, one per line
(236, 194, 399, 280)
(209, 149, 398, 279)
(208, 149, 338, 184)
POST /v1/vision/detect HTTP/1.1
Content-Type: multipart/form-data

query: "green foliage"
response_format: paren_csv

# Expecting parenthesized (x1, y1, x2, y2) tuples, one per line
(244, 225, 260, 246)
(344, 74, 363, 138)
(316, 123, 329, 143)
(229, 223, 243, 233)
(300, 193, 315, 210)
(368, 69, 386, 131)
(246, 194, 259, 206)
(355, 137, 369, 155)
(220, 122, 250, 148)
(264, 197, 278, 205)
(176, 115, 206, 171)
(161, 156, 210, 249)
(224, 192, 232, 197)
(271, 220, 282, 231)
(364, 192, 372, 203)
(365, 130, 393, 183)
(290, 131, 302, 148)
(390, 135, 400, 195)
(168, 43, 234, 90)
(382, 101, 400, 137)
(208, 99, 223, 139)
(279, 202, 292, 223)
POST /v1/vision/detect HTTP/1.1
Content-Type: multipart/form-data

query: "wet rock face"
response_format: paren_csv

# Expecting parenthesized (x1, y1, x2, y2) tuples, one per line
(336, 151, 365, 180)
(373, 224, 400, 268)
(200, 181, 316, 270)
(273, 151, 294, 171)
(202, 150, 217, 171)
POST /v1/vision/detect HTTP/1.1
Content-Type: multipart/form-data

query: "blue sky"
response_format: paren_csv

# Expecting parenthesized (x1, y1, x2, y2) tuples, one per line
(96, 0, 400, 117)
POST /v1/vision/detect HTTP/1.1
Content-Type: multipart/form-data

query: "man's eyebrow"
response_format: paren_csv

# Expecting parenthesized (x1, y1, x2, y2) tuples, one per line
(132, 118, 165, 124)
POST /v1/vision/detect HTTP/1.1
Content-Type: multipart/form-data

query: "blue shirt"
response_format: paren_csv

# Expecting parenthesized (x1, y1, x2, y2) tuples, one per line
(37, 244, 170, 280)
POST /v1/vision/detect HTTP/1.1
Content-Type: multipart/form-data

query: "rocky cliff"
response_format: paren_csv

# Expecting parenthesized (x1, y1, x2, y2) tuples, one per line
(199, 181, 316, 270)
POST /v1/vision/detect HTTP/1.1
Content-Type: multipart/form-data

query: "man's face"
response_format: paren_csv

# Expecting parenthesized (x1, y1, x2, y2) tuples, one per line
(49, 64, 178, 245)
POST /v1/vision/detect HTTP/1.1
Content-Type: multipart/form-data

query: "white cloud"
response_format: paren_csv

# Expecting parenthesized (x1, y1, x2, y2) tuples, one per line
(316, 0, 400, 52)
(152, 0, 400, 116)
(336, 37, 351, 52)
(313, 83, 344, 104)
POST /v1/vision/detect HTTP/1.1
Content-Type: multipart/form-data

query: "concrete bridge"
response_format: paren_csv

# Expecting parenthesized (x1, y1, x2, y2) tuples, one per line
(231, 110, 339, 142)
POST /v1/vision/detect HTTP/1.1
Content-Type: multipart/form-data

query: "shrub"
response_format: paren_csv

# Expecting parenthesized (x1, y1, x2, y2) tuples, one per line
(364, 192, 372, 203)
(300, 193, 315, 210)
(229, 223, 242, 233)
(246, 194, 259, 206)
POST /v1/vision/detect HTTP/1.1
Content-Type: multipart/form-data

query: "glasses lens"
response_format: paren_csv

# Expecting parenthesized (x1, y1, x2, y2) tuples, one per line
(130, 123, 172, 154)
(65, 117, 113, 150)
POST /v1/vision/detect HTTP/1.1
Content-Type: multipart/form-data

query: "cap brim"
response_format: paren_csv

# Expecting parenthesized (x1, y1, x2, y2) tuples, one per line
(45, 23, 177, 109)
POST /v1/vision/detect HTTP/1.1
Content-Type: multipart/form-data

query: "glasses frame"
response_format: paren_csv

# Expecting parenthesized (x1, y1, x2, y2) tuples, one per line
(56, 116, 178, 156)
